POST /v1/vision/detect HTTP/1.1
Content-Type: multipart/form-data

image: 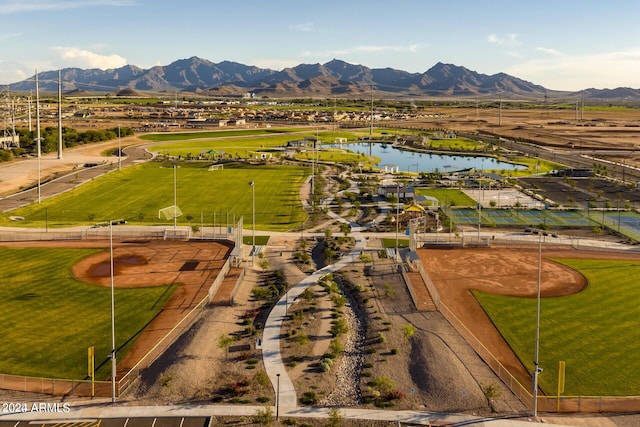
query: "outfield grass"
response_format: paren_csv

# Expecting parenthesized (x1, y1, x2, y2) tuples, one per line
(0, 162, 308, 231)
(381, 238, 409, 248)
(473, 258, 640, 396)
(416, 188, 477, 207)
(0, 246, 176, 380)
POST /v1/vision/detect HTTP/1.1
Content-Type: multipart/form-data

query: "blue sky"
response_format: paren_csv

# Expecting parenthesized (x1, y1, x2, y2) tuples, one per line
(1, 0, 640, 91)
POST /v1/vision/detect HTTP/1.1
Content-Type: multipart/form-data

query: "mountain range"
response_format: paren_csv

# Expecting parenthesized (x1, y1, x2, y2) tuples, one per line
(7, 56, 640, 101)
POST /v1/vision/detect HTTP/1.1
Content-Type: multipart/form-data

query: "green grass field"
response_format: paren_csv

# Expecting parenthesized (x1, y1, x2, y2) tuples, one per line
(0, 162, 308, 231)
(146, 129, 394, 158)
(473, 258, 640, 396)
(0, 246, 176, 380)
(139, 128, 301, 142)
(416, 188, 477, 207)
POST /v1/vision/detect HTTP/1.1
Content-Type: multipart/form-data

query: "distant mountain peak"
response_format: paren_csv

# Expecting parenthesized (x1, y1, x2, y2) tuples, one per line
(6, 57, 636, 100)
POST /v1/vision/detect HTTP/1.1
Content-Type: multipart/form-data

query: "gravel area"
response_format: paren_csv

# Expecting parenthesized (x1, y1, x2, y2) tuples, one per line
(319, 297, 365, 406)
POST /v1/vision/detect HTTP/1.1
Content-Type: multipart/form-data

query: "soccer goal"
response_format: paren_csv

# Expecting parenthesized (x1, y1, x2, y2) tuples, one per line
(158, 205, 183, 221)
(208, 164, 224, 171)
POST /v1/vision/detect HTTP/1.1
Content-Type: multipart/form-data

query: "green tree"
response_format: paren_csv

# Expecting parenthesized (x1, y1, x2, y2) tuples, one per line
(217, 334, 234, 359)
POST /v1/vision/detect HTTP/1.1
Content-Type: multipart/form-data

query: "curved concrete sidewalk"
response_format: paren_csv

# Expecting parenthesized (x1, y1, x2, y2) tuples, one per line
(261, 177, 367, 409)
(261, 232, 366, 408)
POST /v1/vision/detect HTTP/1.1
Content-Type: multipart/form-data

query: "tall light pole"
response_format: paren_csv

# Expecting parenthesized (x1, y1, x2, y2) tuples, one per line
(533, 231, 543, 417)
(276, 373, 281, 420)
(250, 180, 255, 264)
(35, 69, 41, 203)
(109, 220, 117, 404)
(173, 165, 177, 232)
(117, 126, 121, 171)
(395, 181, 400, 263)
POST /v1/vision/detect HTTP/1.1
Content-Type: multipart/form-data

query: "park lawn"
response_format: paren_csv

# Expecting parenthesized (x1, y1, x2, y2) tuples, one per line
(496, 156, 564, 177)
(416, 188, 477, 207)
(146, 130, 389, 158)
(473, 258, 640, 396)
(0, 246, 177, 380)
(0, 162, 308, 231)
(139, 128, 300, 142)
(427, 137, 484, 151)
(294, 148, 380, 167)
(150, 134, 303, 158)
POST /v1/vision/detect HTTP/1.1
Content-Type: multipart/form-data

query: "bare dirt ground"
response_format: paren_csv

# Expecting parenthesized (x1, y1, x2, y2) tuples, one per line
(0, 134, 145, 197)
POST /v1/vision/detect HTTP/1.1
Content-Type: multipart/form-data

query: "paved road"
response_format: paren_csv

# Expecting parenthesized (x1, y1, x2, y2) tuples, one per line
(0, 143, 152, 212)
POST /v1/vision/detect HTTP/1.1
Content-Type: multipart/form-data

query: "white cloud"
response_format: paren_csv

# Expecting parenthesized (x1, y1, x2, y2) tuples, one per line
(488, 33, 521, 47)
(507, 49, 640, 90)
(0, 60, 30, 84)
(289, 22, 315, 32)
(51, 47, 127, 69)
(0, 32, 21, 41)
(0, 0, 135, 14)
(535, 47, 563, 56)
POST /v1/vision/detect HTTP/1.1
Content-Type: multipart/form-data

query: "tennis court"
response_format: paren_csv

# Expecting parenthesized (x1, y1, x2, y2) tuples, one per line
(463, 189, 545, 209)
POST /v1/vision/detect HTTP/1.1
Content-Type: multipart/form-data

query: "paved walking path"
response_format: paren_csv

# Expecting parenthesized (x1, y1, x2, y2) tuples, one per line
(261, 229, 366, 409)
(261, 175, 368, 408)
(0, 400, 578, 426)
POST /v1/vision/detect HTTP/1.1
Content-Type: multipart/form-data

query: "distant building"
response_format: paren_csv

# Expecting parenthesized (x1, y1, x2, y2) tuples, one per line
(552, 168, 594, 178)
(379, 164, 399, 173)
(378, 185, 415, 200)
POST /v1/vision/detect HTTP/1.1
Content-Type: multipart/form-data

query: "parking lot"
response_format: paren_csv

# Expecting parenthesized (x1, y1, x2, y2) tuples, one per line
(519, 176, 640, 209)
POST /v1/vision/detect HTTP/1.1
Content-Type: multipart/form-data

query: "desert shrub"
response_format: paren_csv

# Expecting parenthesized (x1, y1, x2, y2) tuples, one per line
(330, 318, 348, 336)
(331, 293, 346, 308)
(328, 338, 343, 356)
(253, 406, 274, 425)
(296, 333, 310, 346)
(299, 391, 318, 405)
(160, 374, 172, 388)
(327, 408, 343, 427)
(254, 369, 270, 387)
(368, 376, 395, 393)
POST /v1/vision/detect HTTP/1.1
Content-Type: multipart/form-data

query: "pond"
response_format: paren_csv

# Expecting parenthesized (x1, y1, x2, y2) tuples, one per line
(324, 142, 523, 173)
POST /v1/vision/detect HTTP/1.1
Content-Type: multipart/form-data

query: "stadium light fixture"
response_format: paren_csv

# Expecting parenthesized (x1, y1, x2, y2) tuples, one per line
(533, 231, 543, 417)
(249, 180, 255, 264)
(109, 220, 117, 404)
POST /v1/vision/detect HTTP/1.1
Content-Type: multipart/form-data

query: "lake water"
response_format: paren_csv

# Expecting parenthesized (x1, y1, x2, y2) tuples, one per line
(324, 142, 523, 173)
